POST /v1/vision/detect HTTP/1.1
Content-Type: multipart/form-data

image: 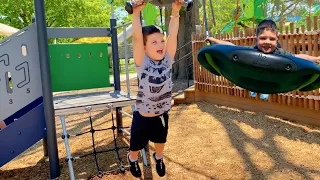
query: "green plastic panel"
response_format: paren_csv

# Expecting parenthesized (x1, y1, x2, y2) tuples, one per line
(49, 43, 111, 92)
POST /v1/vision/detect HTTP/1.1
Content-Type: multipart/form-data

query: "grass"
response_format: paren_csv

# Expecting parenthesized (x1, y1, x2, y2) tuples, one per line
(1, 78, 320, 180)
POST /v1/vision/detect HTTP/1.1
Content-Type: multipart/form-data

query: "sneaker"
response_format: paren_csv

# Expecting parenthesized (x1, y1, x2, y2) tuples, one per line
(127, 153, 141, 178)
(152, 152, 166, 177)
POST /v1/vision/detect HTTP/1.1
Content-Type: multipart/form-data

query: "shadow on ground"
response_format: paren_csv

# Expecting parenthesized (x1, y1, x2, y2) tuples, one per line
(1, 136, 132, 180)
(198, 102, 320, 179)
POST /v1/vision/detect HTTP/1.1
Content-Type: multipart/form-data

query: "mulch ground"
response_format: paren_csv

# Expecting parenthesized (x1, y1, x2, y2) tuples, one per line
(1, 78, 320, 180)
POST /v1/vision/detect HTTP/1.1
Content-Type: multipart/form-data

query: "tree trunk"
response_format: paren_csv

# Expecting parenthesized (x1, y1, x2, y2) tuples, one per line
(165, 1, 199, 80)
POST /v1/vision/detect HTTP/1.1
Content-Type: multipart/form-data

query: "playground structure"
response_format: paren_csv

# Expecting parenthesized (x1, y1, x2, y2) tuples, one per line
(0, 1, 152, 180)
(174, 15, 320, 127)
(3, 0, 320, 179)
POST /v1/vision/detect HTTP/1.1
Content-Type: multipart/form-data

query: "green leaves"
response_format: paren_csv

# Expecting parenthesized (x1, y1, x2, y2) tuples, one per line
(142, 3, 158, 26)
(44, 0, 111, 28)
(0, 0, 131, 42)
(0, 0, 129, 30)
(243, 0, 254, 18)
(0, 0, 134, 42)
(242, 0, 267, 19)
(199, 0, 237, 35)
(0, 0, 34, 29)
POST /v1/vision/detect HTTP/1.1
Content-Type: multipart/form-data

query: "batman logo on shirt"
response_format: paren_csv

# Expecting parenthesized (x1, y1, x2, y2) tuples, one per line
(149, 84, 164, 93)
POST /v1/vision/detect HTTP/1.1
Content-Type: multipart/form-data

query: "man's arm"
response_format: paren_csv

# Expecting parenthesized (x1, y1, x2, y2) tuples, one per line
(166, 1, 182, 60)
(132, 3, 146, 67)
(206, 37, 235, 46)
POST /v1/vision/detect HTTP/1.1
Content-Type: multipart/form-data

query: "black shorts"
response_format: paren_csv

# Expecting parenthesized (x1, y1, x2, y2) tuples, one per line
(129, 111, 169, 151)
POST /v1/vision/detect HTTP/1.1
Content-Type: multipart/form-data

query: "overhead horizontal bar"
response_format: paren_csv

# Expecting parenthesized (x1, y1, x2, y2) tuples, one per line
(47, 27, 111, 38)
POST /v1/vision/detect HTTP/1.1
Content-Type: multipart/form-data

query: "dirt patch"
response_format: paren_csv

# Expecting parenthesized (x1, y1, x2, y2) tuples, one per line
(1, 78, 320, 180)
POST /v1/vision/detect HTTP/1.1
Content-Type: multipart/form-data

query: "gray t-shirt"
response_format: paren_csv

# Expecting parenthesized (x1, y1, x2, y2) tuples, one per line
(135, 52, 173, 115)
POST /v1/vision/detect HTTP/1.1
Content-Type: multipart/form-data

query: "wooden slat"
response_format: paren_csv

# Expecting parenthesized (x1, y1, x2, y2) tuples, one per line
(186, 90, 320, 126)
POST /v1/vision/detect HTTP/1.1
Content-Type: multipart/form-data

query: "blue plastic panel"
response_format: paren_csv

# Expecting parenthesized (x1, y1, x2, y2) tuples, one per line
(0, 103, 47, 167)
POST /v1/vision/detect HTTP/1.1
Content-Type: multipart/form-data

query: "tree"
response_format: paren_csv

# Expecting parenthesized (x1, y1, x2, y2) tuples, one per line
(0, 0, 128, 42)
(164, 0, 236, 80)
(266, 0, 319, 23)
(165, 1, 200, 80)
(268, 0, 307, 22)
(200, 0, 237, 36)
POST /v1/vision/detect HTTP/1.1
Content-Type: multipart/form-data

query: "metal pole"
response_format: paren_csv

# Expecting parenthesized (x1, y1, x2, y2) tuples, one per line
(120, 110, 133, 118)
(42, 138, 48, 157)
(209, 0, 216, 27)
(123, 24, 130, 97)
(110, 2, 123, 134)
(202, 0, 209, 37)
(32, 16, 48, 158)
(111, 4, 120, 90)
(60, 116, 75, 180)
(34, 0, 60, 179)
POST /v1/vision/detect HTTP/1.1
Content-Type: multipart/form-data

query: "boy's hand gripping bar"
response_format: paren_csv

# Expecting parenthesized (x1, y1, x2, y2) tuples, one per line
(125, 0, 193, 14)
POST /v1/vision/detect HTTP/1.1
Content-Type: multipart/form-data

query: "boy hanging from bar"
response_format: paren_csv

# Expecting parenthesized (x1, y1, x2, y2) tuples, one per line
(126, 0, 183, 178)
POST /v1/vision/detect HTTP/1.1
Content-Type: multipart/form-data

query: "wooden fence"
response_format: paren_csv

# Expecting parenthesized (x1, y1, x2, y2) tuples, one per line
(192, 16, 320, 112)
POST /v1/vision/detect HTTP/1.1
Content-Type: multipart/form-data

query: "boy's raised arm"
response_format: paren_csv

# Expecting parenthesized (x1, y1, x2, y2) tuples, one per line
(166, 1, 182, 60)
(132, 3, 146, 67)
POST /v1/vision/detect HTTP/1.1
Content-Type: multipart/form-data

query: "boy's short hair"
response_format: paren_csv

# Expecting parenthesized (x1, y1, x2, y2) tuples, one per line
(142, 25, 164, 45)
(256, 19, 278, 36)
